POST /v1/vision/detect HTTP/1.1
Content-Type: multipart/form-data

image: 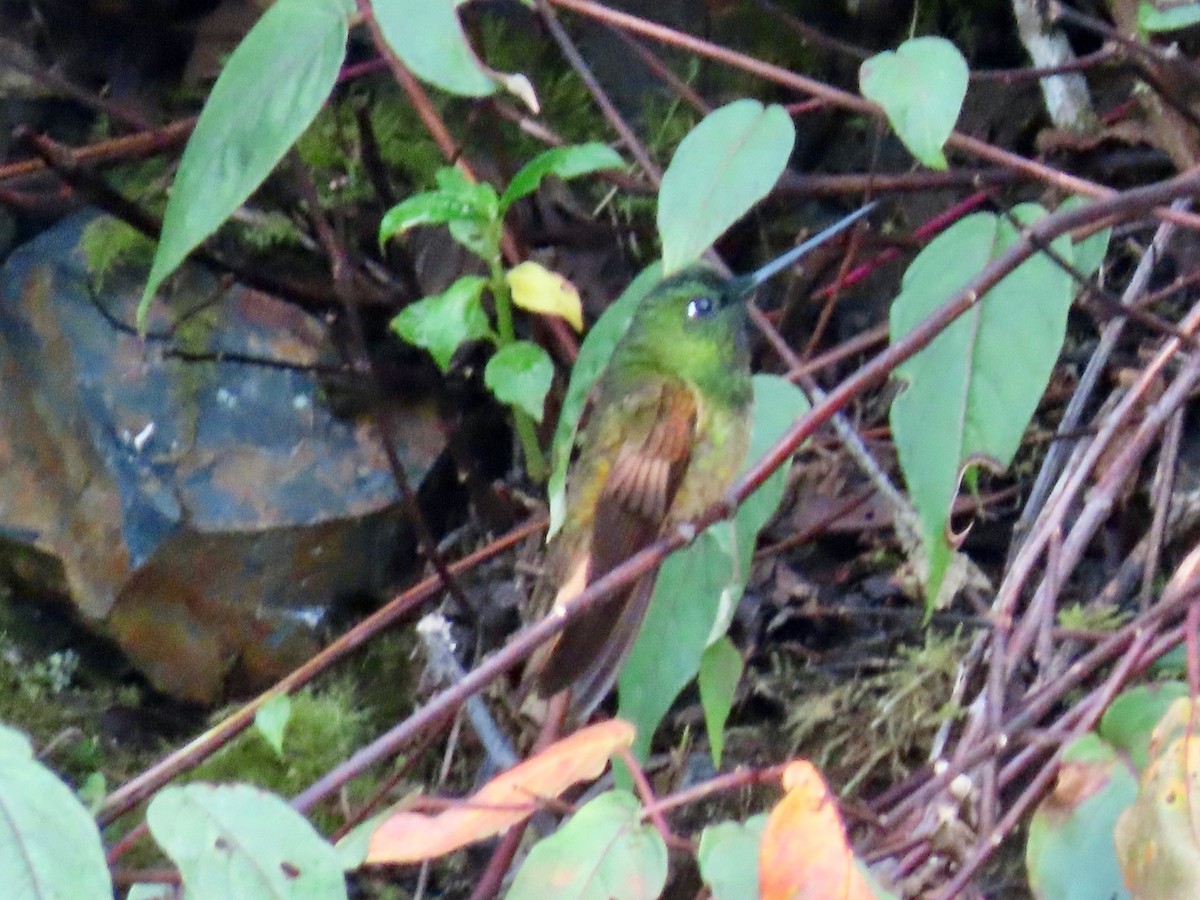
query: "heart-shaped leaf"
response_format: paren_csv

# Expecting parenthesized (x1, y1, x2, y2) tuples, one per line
(860, 37, 967, 170)
(148, 783, 346, 899)
(1027, 734, 1135, 900)
(1115, 698, 1200, 898)
(371, 0, 496, 97)
(508, 791, 667, 900)
(760, 762, 886, 899)
(889, 204, 1074, 604)
(698, 815, 768, 900)
(657, 100, 795, 274)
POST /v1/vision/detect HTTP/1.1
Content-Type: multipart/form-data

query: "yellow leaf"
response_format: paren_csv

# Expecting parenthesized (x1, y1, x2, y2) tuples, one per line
(506, 261, 584, 332)
(365, 719, 635, 864)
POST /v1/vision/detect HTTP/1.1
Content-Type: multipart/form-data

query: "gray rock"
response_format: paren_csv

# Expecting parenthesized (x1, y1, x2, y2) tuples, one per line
(0, 213, 442, 701)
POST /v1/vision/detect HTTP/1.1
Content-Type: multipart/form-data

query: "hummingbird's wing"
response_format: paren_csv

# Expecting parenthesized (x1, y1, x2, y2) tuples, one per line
(537, 379, 697, 715)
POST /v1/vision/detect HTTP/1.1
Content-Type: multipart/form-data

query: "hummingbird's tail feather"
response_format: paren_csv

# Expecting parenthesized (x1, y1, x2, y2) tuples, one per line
(537, 575, 656, 719)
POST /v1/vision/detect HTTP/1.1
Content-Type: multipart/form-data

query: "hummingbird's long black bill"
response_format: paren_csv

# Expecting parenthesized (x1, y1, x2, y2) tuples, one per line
(734, 200, 879, 295)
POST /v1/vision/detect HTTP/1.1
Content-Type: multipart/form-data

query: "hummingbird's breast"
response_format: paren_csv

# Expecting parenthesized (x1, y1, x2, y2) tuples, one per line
(668, 385, 753, 521)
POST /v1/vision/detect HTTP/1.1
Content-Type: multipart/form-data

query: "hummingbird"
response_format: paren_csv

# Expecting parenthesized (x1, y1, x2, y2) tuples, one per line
(532, 203, 877, 717)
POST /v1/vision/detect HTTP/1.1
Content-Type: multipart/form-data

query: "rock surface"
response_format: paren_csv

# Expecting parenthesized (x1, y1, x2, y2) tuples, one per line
(0, 213, 442, 701)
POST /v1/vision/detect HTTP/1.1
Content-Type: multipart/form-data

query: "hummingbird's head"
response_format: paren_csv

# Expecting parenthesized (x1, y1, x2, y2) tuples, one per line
(609, 202, 880, 393)
(612, 264, 751, 390)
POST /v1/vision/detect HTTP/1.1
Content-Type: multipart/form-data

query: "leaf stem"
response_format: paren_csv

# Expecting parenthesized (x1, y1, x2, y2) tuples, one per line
(489, 255, 549, 481)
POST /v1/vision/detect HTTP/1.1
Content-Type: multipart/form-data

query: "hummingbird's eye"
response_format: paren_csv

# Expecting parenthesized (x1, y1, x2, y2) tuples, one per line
(686, 296, 716, 320)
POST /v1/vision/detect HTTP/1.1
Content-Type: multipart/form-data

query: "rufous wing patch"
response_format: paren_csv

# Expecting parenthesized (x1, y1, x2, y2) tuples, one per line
(538, 381, 698, 704)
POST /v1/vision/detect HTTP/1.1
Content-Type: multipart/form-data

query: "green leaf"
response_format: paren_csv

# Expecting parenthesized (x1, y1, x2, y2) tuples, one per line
(390, 276, 491, 372)
(78, 772, 107, 814)
(333, 812, 387, 871)
(141, 0, 348, 326)
(379, 193, 491, 241)
(657, 100, 795, 274)
(127, 885, 176, 900)
(699, 637, 743, 768)
(698, 815, 768, 900)
(379, 169, 501, 253)
(148, 783, 347, 899)
(255, 694, 292, 757)
(860, 37, 967, 170)
(1059, 196, 1112, 279)
(619, 376, 808, 762)
(500, 143, 625, 210)
(1139, 1, 1200, 32)
(371, 0, 496, 97)
(0, 724, 32, 759)
(1099, 682, 1189, 772)
(548, 264, 662, 538)
(889, 205, 1073, 605)
(485, 341, 555, 422)
(448, 217, 500, 260)
(507, 791, 667, 900)
(1026, 734, 1135, 900)
(0, 726, 113, 899)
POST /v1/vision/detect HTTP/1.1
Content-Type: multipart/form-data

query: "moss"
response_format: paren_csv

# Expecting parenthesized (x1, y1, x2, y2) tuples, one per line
(294, 83, 444, 207)
(225, 210, 306, 253)
(786, 629, 966, 794)
(1057, 602, 1129, 632)
(0, 619, 150, 791)
(187, 681, 374, 824)
(79, 217, 157, 293)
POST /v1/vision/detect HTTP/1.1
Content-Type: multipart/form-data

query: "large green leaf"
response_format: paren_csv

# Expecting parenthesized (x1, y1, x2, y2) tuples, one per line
(657, 100, 795, 274)
(500, 143, 625, 210)
(148, 783, 347, 900)
(860, 37, 967, 170)
(370, 0, 496, 97)
(547, 264, 662, 538)
(507, 791, 667, 900)
(618, 376, 808, 761)
(0, 724, 112, 899)
(889, 204, 1073, 604)
(141, 0, 349, 324)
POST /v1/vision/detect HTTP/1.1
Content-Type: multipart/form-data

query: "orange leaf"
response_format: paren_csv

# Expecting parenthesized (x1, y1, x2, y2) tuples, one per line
(760, 760, 877, 900)
(365, 719, 635, 864)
